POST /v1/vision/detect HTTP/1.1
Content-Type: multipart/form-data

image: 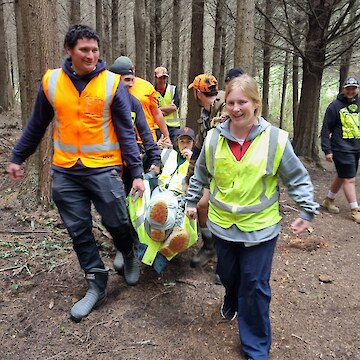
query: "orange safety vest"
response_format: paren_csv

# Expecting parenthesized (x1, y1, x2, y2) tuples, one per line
(43, 68, 122, 168)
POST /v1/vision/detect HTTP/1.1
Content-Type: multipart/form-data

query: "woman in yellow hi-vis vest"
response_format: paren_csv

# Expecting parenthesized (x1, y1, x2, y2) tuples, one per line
(185, 75, 319, 360)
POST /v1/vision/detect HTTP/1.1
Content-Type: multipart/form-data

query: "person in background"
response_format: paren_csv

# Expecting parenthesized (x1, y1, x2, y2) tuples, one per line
(109, 56, 170, 145)
(185, 74, 318, 360)
(7, 25, 144, 323)
(320, 76, 360, 223)
(154, 66, 180, 149)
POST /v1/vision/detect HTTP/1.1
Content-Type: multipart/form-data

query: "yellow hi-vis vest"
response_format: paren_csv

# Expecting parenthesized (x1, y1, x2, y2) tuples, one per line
(205, 126, 288, 232)
(127, 180, 197, 270)
(155, 84, 180, 128)
(43, 68, 122, 168)
(340, 104, 360, 139)
(158, 148, 188, 194)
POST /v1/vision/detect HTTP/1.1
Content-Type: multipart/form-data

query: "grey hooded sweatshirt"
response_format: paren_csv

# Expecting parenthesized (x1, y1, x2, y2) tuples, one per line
(185, 117, 319, 244)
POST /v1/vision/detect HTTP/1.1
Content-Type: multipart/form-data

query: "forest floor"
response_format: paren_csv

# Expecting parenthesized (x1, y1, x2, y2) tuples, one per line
(0, 110, 359, 360)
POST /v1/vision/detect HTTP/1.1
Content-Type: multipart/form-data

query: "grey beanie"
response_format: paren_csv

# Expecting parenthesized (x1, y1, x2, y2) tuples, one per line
(109, 56, 135, 75)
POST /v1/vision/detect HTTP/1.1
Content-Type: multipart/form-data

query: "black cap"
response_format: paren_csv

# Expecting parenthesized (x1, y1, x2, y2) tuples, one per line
(343, 77, 359, 88)
(225, 68, 245, 83)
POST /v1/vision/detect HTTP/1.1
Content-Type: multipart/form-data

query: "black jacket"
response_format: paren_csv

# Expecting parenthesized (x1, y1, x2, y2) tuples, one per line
(320, 93, 360, 154)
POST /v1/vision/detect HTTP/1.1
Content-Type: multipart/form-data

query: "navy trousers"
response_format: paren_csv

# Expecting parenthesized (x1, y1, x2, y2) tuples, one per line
(214, 234, 277, 360)
(52, 169, 135, 272)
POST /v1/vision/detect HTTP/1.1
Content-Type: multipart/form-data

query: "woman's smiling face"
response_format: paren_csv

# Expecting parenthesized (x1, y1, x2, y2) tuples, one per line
(225, 87, 257, 129)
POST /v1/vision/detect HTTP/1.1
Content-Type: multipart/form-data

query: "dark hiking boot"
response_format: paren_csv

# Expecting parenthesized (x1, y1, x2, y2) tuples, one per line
(123, 249, 140, 286)
(113, 250, 124, 273)
(220, 303, 237, 321)
(70, 268, 108, 323)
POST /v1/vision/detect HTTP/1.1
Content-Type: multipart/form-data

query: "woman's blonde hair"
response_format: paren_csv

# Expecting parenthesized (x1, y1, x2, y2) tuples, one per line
(225, 74, 262, 117)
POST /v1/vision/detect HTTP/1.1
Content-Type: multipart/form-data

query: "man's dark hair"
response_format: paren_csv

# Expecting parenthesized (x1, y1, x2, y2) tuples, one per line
(64, 24, 100, 49)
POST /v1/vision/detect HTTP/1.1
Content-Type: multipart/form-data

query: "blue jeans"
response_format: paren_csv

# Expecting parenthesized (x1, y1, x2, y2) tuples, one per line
(214, 235, 277, 360)
(52, 169, 135, 272)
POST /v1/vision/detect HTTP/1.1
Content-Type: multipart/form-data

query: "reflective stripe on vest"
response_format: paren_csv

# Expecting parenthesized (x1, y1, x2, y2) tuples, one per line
(205, 126, 288, 231)
(48, 69, 76, 153)
(157, 84, 180, 127)
(44, 69, 122, 168)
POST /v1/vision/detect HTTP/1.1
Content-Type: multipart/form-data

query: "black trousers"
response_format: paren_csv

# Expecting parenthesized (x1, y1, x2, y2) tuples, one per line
(52, 169, 135, 272)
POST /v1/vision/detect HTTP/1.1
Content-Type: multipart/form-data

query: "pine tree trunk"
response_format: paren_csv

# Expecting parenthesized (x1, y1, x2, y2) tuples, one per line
(293, 0, 332, 161)
(70, 0, 80, 24)
(111, 0, 119, 64)
(170, 0, 180, 86)
(155, 0, 162, 67)
(134, 0, 146, 78)
(279, 51, 288, 129)
(0, 4, 13, 111)
(186, 0, 204, 131)
(234, 0, 255, 75)
(14, 0, 60, 208)
(261, 0, 272, 120)
(212, 0, 225, 83)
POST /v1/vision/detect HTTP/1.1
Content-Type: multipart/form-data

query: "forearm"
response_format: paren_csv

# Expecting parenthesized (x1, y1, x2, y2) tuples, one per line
(278, 141, 319, 220)
(152, 107, 169, 137)
(160, 103, 177, 116)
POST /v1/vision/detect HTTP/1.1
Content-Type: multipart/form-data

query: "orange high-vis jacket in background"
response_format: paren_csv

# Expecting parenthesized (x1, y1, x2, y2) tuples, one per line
(43, 68, 122, 168)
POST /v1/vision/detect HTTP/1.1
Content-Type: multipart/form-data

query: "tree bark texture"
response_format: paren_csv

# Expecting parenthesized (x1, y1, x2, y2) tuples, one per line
(218, 21, 227, 90)
(111, 0, 120, 64)
(102, 3, 111, 63)
(261, 0, 272, 120)
(134, 0, 146, 78)
(146, 0, 153, 81)
(15, 0, 60, 207)
(279, 51, 288, 129)
(339, 10, 356, 92)
(234, 0, 255, 75)
(0, 4, 13, 111)
(293, 0, 333, 161)
(212, 0, 225, 83)
(186, 0, 204, 131)
(70, 0, 80, 24)
(170, 0, 180, 86)
(155, 0, 162, 67)
(95, 0, 103, 41)
(292, 14, 302, 129)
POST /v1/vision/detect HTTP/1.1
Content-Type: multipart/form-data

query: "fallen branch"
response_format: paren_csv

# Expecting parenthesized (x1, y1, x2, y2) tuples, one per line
(0, 229, 50, 234)
(291, 333, 309, 344)
(101, 340, 158, 353)
(282, 204, 300, 213)
(0, 265, 22, 273)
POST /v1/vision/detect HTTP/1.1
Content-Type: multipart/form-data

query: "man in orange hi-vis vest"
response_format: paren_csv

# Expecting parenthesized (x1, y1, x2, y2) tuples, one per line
(7, 25, 144, 323)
